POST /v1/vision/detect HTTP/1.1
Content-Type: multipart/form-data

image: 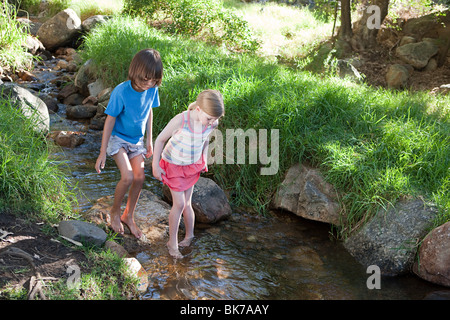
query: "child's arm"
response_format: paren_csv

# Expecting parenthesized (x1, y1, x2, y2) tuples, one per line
(152, 113, 183, 181)
(201, 120, 219, 172)
(202, 139, 210, 173)
(145, 108, 154, 158)
(95, 115, 115, 173)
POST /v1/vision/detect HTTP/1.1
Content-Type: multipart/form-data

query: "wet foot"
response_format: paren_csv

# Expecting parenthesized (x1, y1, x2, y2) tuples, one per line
(167, 242, 183, 259)
(121, 216, 142, 239)
(178, 237, 194, 248)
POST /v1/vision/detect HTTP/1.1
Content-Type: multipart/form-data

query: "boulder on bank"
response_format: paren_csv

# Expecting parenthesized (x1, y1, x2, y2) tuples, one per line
(123, 257, 149, 293)
(395, 40, 439, 69)
(344, 199, 439, 276)
(74, 59, 96, 97)
(0, 82, 49, 134)
(81, 15, 108, 32)
(413, 221, 450, 288)
(163, 177, 232, 224)
(271, 163, 341, 226)
(386, 64, 410, 89)
(58, 220, 107, 247)
(36, 9, 82, 51)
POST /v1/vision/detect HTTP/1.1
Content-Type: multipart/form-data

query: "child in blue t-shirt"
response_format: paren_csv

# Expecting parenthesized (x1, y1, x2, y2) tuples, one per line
(95, 48, 163, 238)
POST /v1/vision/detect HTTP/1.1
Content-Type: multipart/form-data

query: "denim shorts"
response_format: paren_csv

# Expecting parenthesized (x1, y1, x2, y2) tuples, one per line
(106, 135, 146, 160)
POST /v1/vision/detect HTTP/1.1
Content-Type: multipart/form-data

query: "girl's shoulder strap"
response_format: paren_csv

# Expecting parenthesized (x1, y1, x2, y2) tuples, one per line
(183, 110, 189, 123)
(176, 110, 188, 130)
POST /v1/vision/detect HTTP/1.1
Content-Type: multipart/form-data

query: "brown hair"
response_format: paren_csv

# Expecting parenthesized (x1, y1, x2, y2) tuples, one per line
(188, 89, 225, 118)
(128, 48, 163, 86)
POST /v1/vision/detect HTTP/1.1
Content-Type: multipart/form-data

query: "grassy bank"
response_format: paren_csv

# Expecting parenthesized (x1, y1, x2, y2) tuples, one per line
(0, 1, 34, 72)
(81, 15, 449, 237)
(0, 98, 75, 222)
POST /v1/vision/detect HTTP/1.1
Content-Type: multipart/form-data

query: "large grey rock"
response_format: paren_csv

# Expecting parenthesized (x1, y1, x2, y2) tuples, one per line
(163, 177, 232, 223)
(37, 9, 82, 51)
(396, 41, 439, 69)
(386, 64, 410, 89)
(0, 82, 49, 134)
(344, 199, 439, 276)
(74, 59, 96, 96)
(58, 220, 107, 247)
(81, 15, 108, 32)
(337, 59, 363, 83)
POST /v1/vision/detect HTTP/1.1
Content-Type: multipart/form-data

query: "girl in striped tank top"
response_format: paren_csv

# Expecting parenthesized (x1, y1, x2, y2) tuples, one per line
(153, 90, 224, 258)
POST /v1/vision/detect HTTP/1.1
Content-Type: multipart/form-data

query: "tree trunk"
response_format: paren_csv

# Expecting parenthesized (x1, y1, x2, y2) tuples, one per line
(438, 29, 450, 67)
(352, 0, 389, 50)
(339, 0, 353, 41)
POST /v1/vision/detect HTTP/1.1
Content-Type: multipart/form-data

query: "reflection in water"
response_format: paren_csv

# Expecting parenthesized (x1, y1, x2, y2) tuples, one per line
(136, 210, 443, 300)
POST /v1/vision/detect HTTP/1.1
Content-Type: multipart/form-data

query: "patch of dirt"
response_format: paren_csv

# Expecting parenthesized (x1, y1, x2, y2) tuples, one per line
(357, 47, 450, 91)
(0, 213, 89, 298)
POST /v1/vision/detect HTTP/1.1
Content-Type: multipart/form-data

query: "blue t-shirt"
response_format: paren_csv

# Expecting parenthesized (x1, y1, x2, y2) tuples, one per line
(105, 80, 160, 144)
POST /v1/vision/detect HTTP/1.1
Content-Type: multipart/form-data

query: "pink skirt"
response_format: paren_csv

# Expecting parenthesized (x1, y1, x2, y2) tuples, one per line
(159, 157, 207, 192)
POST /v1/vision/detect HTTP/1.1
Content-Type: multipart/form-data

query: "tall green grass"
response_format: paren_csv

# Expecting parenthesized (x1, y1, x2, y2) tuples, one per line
(0, 98, 76, 223)
(0, 1, 34, 72)
(80, 16, 449, 237)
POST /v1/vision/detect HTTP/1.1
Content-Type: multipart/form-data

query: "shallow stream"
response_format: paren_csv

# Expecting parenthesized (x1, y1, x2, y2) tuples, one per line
(34, 58, 446, 300)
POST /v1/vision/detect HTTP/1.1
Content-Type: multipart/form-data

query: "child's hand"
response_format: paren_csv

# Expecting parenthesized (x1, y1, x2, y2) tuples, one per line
(95, 154, 106, 173)
(201, 154, 208, 173)
(152, 164, 165, 181)
(145, 145, 153, 158)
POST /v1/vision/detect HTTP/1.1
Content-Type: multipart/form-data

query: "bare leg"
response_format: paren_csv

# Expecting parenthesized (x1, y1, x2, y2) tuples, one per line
(167, 189, 185, 259)
(110, 149, 134, 235)
(179, 185, 195, 247)
(121, 155, 145, 238)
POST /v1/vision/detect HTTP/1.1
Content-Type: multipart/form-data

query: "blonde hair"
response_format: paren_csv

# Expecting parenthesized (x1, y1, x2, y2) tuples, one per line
(128, 48, 163, 86)
(188, 89, 224, 118)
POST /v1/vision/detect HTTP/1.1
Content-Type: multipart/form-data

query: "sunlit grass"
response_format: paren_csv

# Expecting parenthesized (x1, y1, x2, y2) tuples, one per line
(0, 1, 34, 72)
(224, 0, 335, 61)
(19, 0, 124, 21)
(66, 0, 124, 20)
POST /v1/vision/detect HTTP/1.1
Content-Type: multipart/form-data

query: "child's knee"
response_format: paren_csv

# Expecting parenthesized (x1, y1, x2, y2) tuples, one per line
(183, 201, 193, 211)
(175, 203, 186, 213)
(120, 173, 134, 186)
(133, 172, 145, 185)
(171, 200, 186, 213)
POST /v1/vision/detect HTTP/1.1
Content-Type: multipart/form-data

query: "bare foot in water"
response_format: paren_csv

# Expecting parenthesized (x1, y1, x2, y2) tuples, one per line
(178, 237, 194, 248)
(167, 242, 183, 259)
(121, 215, 142, 239)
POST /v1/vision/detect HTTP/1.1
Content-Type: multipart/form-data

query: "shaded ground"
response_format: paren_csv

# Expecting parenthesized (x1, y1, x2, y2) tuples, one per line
(357, 47, 450, 91)
(0, 213, 89, 298)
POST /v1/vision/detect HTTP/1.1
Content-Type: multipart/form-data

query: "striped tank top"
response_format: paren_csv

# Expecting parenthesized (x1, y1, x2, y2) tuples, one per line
(162, 110, 215, 165)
